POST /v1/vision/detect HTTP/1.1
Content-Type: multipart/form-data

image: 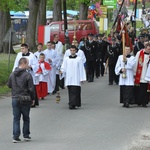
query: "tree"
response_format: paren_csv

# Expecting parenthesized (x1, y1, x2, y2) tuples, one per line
(37, 0, 47, 25)
(0, 0, 27, 53)
(0, 10, 12, 53)
(36, 0, 47, 42)
(53, 0, 62, 21)
(79, 0, 90, 20)
(26, 0, 41, 51)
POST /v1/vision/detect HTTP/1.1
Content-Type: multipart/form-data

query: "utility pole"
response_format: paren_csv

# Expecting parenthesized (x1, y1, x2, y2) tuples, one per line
(142, 0, 146, 14)
(134, 0, 137, 36)
(63, 0, 70, 49)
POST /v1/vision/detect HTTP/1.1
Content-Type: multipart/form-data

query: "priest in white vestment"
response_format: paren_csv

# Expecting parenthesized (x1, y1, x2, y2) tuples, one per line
(115, 47, 136, 108)
(60, 45, 86, 109)
(44, 41, 57, 94)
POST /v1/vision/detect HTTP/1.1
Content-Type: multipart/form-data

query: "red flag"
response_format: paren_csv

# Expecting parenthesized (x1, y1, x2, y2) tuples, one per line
(123, 25, 133, 51)
(115, 15, 133, 51)
(116, 15, 122, 32)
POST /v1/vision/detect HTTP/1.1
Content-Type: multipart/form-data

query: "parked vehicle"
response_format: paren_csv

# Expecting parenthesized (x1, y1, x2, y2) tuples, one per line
(49, 20, 99, 44)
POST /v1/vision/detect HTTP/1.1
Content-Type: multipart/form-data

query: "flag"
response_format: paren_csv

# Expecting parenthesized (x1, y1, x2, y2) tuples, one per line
(116, 15, 133, 51)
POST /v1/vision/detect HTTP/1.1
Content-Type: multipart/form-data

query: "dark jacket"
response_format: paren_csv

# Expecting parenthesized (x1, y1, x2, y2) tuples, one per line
(7, 67, 35, 100)
(104, 44, 120, 66)
(84, 40, 98, 61)
(133, 41, 144, 56)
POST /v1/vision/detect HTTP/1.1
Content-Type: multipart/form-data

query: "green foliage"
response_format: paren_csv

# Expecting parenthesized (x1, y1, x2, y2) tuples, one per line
(0, 54, 16, 86)
(0, 85, 11, 95)
(47, 0, 100, 11)
(80, 0, 90, 5)
(0, 0, 27, 11)
(47, 0, 53, 10)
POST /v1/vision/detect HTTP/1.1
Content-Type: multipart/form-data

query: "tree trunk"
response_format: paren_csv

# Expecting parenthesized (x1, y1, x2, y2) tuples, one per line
(53, 0, 62, 21)
(36, 0, 46, 44)
(37, 0, 46, 25)
(79, 3, 88, 20)
(0, 10, 15, 53)
(26, 0, 41, 51)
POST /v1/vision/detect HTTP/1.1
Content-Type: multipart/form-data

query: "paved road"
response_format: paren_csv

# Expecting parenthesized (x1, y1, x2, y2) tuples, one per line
(1, 75, 150, 150)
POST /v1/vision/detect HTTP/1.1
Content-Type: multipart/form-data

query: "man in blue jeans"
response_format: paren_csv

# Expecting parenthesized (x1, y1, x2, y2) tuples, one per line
(8, 58, 35, 143)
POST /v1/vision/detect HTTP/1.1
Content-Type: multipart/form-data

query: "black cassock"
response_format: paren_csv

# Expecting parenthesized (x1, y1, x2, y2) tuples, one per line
(120, 86, 135, 104)
(68, 86, 81, 107)
(134, 83, 149, 106)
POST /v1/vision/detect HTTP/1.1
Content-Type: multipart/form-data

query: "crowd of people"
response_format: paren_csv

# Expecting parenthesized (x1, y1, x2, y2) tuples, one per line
(8, 31, 150, 143)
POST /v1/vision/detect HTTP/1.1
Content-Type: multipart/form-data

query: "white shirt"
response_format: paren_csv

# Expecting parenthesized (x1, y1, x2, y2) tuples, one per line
(64, 49, 86, 64)
(61, 56, 86, 86)
(115, 55, 136, 85)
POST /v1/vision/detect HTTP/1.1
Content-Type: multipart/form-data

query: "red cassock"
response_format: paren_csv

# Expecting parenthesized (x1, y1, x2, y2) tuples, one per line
(36, 61, 51, 99)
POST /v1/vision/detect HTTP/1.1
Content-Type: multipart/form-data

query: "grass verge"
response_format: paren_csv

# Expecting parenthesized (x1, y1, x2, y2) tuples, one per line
(0, 53, 16, 95)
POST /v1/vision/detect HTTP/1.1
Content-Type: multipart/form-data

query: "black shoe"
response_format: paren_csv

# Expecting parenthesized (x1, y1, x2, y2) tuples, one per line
(122, 104, 126, 107)
(142, 104, 147, 108)
(12, 138, 21, 143)
(125, 103, 129, 108)
(41, 97, 44, 100)
(24, 136, 31, 141)
(108, 83, 113, 85)
(52, 91, 56, 95)
(69, 105, 75, 109)
(115, 82, 119, 85)
(60, 86, 65, 89)
(31, 105, 36, 108)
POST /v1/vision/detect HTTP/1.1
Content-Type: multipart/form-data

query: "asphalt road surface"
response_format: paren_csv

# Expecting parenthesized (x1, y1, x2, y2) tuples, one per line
(1, 75, 150, 150)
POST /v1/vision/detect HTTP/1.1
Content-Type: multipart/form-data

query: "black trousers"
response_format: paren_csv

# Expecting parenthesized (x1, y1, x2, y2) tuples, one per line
(54, 74, 59, 92)
(86, 60, 96, 81)
(120, 86, 135, 104)
(95, 60, 100, 77)
(60, 78, 64, 89)
(134, 83, 149, 105)
(34, 85, 39, 106)
(100, 59, 105, 76)
(109, 65, 119, 84)
(68, 86, 81, 107)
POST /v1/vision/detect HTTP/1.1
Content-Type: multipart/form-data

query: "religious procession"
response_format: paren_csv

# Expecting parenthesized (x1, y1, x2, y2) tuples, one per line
(10, 20, 150, 110)
(4, 1, 150, 145)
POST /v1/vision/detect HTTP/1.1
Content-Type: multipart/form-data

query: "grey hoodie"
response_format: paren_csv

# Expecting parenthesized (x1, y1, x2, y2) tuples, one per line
(7, 67, 35, 100)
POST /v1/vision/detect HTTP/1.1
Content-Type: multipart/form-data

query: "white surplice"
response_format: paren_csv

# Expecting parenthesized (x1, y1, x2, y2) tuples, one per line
(12, 52, 39, 85)
(34, 51, 44, 60)
(60, 56, 86, 86)
(35, 62, 50, 84)
(55, 41, 63, 75)
(145, 63, 150, 81)
(44, 48, 57, 93)
(115, 55, 136, 85)
(64, 49, 86, 64)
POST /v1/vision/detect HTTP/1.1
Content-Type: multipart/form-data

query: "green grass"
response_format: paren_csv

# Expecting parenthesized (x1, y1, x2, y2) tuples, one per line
(0, 53, 16, 94)
(0, 85, 11, 95)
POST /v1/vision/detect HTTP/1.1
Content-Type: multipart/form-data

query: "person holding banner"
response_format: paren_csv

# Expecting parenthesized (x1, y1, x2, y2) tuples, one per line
(115, 46, 136, 108)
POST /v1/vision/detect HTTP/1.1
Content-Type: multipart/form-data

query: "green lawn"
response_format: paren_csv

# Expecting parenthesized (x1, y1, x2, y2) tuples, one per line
(0, 53, 16, 94)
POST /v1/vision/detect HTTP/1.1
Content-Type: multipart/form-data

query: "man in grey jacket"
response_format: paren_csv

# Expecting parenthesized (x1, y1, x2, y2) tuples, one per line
(8, 58, 35, 143)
